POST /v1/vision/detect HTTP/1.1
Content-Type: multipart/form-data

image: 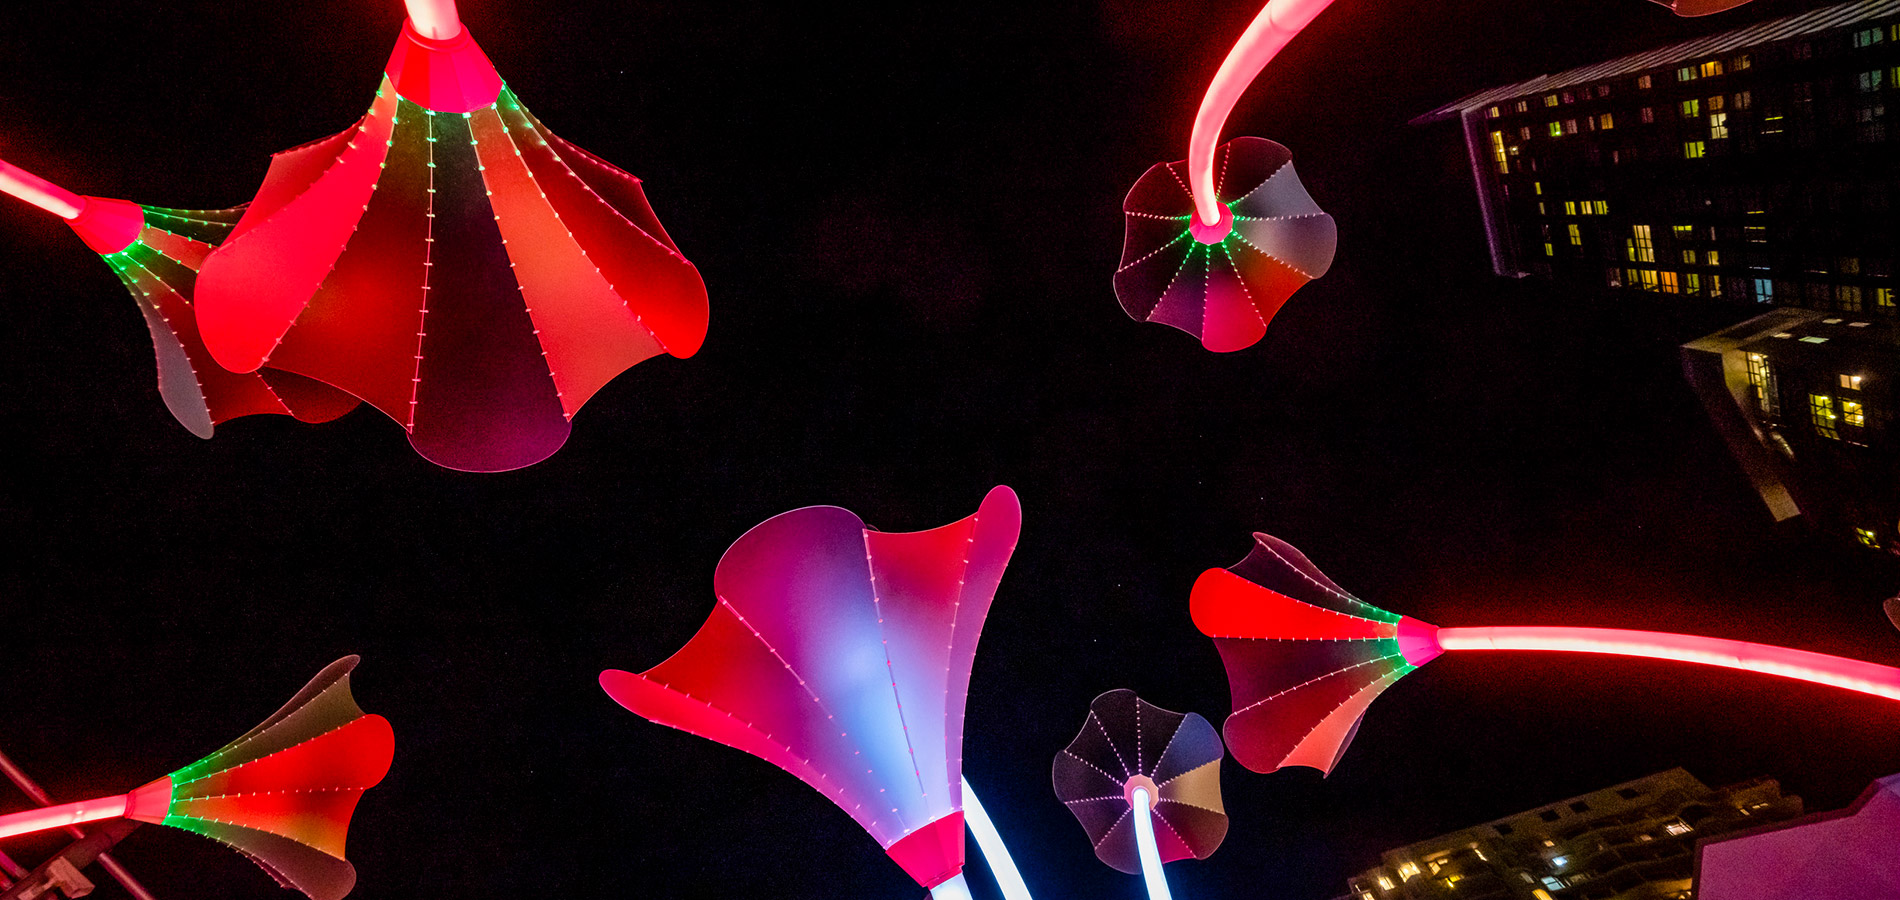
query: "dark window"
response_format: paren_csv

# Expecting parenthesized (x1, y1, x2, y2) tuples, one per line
(1570, 801, 1592, 813)
(1540, 810, 1562, 822)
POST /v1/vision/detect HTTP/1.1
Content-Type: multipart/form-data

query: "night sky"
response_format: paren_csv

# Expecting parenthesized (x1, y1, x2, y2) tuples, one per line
(1, 1, 1896, 899)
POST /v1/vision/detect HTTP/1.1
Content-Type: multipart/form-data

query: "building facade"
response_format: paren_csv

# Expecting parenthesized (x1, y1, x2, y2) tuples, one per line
(1336, 769, 1802, 900)
(1684, 308, 1899, 553)
(1416, 1, 1898, 317)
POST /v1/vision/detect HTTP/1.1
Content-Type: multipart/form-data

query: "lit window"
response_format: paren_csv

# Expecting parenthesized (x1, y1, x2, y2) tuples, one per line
(1841, 374, 1862, 390)
(1744, 225, 1766, 243)
(1640, 269, 1658, 291)
(1735, 90, 1752, 110)
(1630, 225, 1654, 262)
(1544, 242, 1555, 257)
(1686, 272, 1701, 294)
(1543, 876, 1567, 891)
(1747, 354, 1777, 414)
(1700, 60, 1724, 78)
(1838, 285, 1863, 312)
(1445, 874, 1464, 887)
(1677, 66, 1698, 82)
(1551, 856, 1569, 868)
(1859, 70, 1885, 92)
(1753, 278, 1774, 301)
(1598, 112, 1614, 130)
(1565, 200, 1578, 215)
(1857, 528, 1881, 548)
(1594, 200, 1608, 215)
(1733, 54, 1751, 71)
(1673, 224, 1694, 239)
(1637, 74, 1653, 89)
(1362, 893, 1375, 900)
(1517, 100, 1530, 113)
(1876, 288, 1895, 308)
(1488, 105, 1502, 118)
(1852, 27, 1884, 48)
(1548, 121, 1563, 137)
(1534, 891, 1556, 900)
(1490, 131, 1509, 174)
(1660, 271, 1679, 293)
(1681, 98, 1701, 118)
(1665, 820, 1694, 836)
(1544, 94, 1560, 107)
(1399, 862, 1421, 882)
(1710, 111, 1728, 138)
(1800, 336, 1829, 344)
(1521, 125, 1533, 140)
(1564, 118, 1579, 134)
(1711, 273, 1723, 295)
(1844, 400, 1865, 427)
(1640, 106, 1655, 123)
(1707, 249, 1720, 265)
(1378, 876, 1395, 891)
(1811, 395, 1840, 440)
(1569, 223, 1582, 245)
(1539, 202, 1548, 215)
(1682, 249, 1698, 264)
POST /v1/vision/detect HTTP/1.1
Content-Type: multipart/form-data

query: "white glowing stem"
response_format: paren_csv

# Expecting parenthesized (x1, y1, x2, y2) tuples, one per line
(1131, 788, 1174, 900)
(960, 776, 1035, 900)
(404, 0, 463, 39)
(929, 872, 975, 900)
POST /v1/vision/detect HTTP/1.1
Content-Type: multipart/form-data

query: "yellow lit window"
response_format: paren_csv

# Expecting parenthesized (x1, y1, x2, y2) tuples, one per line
(1686, 272, 1701, 294)
(1747, 354, 1775, 414)
(1569, 223, 1582, 245)
(1490, 131, 1508, 174)
(1637, 74, 1653, 89)
(1707, 249, 1720, 265)
(1565, 200, 1578, 215)
(1630, 225, 1654, 262)
(1593, 200, 1607, 215)
(1700, 60, 1724, 77)
(1538, 202, 1547, 215)
(1548, 121, 1563, 137)
(1378, 876, 1395, 891)
(1710, 94, 1725, 111)
(1711, 273, 1722, 295)
(1710, 111, 1728, 138)
(1639, 269, 1658, 291)
(1681, 98, 1701, 117)
(1673, 224, 1693, 239)
(1811, 395, 1840, 440)
(1841, 374, 1862, 390)
(1534, 892, 1555, 900)
(1544, 94, 1560, 107)
(1533, 181, 1543, 195)
(1517, 99, 1530, 113)
(1544, 242, 1555, 256)
(1599, 113, 1614, 129)
(1877, 287, 1896, 308)
(1682, 249, 1698, 264)
(1857, 528, 1881, 548)
(1733, 54, 1751, 70)
(1488, 105, 1501, 118)
(1398, 862, 1421, 882)
(1684, 140, 1707, 158)
(1844, 399, 1865, 427)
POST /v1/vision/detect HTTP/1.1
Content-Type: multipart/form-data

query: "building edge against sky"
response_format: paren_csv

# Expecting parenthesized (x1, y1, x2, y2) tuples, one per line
(1413, 0, 1897, 316)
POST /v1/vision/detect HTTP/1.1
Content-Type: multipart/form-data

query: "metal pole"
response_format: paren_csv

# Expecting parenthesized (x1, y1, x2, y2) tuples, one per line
(0, 749, 158, 900)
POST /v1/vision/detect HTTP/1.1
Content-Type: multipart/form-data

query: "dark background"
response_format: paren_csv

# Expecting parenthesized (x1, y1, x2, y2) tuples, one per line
(1, 1, 1895, 898)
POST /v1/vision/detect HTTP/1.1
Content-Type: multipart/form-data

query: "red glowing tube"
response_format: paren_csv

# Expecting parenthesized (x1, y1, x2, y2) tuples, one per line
(0, 155, 360, 437)
(602, 487, 1024, 894)
(1193, 533, 1900, 775)
(0, 657, 392, 900)
(194, 4, 705, 471)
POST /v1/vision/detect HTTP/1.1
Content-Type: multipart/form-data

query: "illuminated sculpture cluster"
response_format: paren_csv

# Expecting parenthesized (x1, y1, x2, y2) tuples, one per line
(1194, 532, 1900, 775)
(601, 486, 1030, 900)
(0, 658, 393, 900)
(1054, 689, 1226, 900)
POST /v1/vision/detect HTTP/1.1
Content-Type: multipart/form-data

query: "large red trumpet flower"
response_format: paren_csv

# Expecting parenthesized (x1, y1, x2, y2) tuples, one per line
(0, 657, 394, 900)
(194, 0, 707, 471)
(1193, 533, 1900, 775)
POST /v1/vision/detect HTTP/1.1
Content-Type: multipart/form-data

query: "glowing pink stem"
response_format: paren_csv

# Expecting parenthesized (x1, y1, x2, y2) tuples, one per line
(404, 0, 462, 39)
(1186, 0, 1337, 225)
(0, 158, 85, 220)
(0, 795, 129, 841)
(1435, 626, 1900, 702)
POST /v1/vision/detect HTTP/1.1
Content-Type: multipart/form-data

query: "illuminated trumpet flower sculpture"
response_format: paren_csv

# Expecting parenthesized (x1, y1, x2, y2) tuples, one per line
(1193, 533, 1900, 775)
(0, 657, 394, 900)
(601, 486, 1035, 900)
(194, 0, 708, 471)
(1053, 690, 1227, 900)
(0, 158, 360, 436)
(1117, 0, 1751, 351)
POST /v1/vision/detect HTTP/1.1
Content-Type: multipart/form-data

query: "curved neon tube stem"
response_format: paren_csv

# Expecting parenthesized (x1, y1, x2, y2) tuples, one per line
(0, 158, 85, 220)
(929, 872, 975, 900)
(960, 776, 1034, 900)
(1129, 788, 1174, 900)
(1435, 626, 1900, 702)
(1186, 0, 1338, 225)
(403, 0, 462, 39)
(0, 795, 129, 841)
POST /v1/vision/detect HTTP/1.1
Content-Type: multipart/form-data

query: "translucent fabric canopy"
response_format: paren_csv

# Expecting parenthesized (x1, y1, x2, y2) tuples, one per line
(1053, 689, 1227, 875)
